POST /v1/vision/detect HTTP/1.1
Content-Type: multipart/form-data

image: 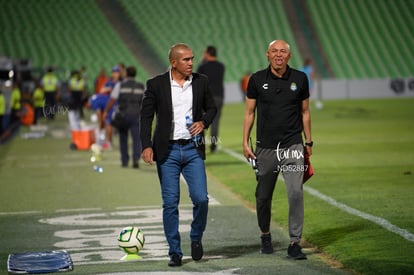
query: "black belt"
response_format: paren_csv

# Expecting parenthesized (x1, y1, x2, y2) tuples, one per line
(169, 139, 192, 145)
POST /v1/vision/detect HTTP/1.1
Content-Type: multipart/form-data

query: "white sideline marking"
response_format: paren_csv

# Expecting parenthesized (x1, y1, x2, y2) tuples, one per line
(222, 148, 248, 163)
(0, 210, 41, 216)
(304, 187, 414, 242)
(222, 148, 414, 243)
(56, 208, 102, 213)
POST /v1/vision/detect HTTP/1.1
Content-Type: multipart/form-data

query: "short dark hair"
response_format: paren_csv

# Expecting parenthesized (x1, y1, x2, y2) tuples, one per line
(126, 66, 136, 77)
(169, 43, 192, 61)
(206, 46, 217, 57)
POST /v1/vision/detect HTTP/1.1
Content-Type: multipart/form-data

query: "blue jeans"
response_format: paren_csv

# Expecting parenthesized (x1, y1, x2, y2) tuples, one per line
(156, 142, 209, 257)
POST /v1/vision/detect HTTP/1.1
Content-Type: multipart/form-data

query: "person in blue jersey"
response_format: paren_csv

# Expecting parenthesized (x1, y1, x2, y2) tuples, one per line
(89, 66, 121, 149)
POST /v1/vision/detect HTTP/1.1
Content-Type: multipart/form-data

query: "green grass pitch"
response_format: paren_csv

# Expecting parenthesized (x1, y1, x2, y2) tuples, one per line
(205, 98, 414, 274)
(0, 98, 413, 274)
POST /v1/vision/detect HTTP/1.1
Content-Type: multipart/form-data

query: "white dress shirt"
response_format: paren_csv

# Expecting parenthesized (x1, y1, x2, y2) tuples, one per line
(170, 70, 193, 140)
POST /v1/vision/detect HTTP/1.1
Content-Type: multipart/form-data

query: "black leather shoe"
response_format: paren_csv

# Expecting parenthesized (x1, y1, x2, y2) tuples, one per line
(191, 240, 203, 261)
(168, 254, 182, 267)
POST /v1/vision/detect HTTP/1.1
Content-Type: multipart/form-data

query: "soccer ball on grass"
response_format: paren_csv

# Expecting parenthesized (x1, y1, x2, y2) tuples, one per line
(117, 226, 145, 260)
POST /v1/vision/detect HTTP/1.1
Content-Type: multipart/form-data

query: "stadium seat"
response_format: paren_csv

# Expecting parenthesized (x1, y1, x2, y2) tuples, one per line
(307, 0, 414, 78)
(119, 0, 303, 82)
(0, 0, 149, 87)
(0, 0, 412, 82)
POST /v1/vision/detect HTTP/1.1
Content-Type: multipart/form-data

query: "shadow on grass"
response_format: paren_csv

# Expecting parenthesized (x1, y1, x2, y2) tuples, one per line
(343, 257, 414, 275)
(334, 106, 375, 119)
(307, 222, 365, 248)
(205, 244, 259, 258)
(203, 240, 287, 259)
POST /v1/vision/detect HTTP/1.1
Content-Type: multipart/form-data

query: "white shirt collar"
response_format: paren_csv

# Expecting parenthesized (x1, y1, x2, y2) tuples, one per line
(169, 70, 193, 86)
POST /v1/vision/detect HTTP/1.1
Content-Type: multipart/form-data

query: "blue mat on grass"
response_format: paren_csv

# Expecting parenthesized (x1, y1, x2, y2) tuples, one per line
(7, 250, 73, 274)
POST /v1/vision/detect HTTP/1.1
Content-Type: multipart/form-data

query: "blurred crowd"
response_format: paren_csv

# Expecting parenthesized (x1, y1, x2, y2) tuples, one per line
(0, 63, 127, 145)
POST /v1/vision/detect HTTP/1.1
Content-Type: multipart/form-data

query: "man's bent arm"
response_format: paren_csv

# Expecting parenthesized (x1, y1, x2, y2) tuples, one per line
(302, 98, 312, 156)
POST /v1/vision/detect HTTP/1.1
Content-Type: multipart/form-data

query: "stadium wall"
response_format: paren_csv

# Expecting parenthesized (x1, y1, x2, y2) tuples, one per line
(224, 77, 414, 103)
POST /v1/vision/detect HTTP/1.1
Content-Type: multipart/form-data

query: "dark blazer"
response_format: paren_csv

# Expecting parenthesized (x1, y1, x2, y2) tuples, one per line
(140, 71, 217, 162)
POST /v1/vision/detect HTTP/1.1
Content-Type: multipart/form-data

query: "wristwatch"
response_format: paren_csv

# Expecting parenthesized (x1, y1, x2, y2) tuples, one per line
(305, 141, 313, 147)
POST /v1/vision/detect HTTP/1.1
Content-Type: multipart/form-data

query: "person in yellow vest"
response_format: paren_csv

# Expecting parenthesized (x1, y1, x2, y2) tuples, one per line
(10, 82, 22, 125)
(0, 91, 5, 136)
(41, 67, 60, 120)
(32, 81, 45, 125)
(69, 70, 86, 113)
(68, 70, 86, 129)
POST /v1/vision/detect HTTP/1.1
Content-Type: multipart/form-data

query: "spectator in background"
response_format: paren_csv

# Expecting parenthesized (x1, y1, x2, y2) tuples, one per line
(80, 65, 88, 88)
(32, 81, 45, 125)
(10, 82, 21, 125)
(79, 65, 89, 119)
(41, 67, 60, 120)
(118, 63, 126, 80)
(300, 58, 315, 93)
(103, 66, 144, 168)
(197, 45, 225, 153)
(89, 66, 121, 149)
(68, 70, 86, 123)
(240, 71, 251, 100)
(94, 68, 109, 94)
